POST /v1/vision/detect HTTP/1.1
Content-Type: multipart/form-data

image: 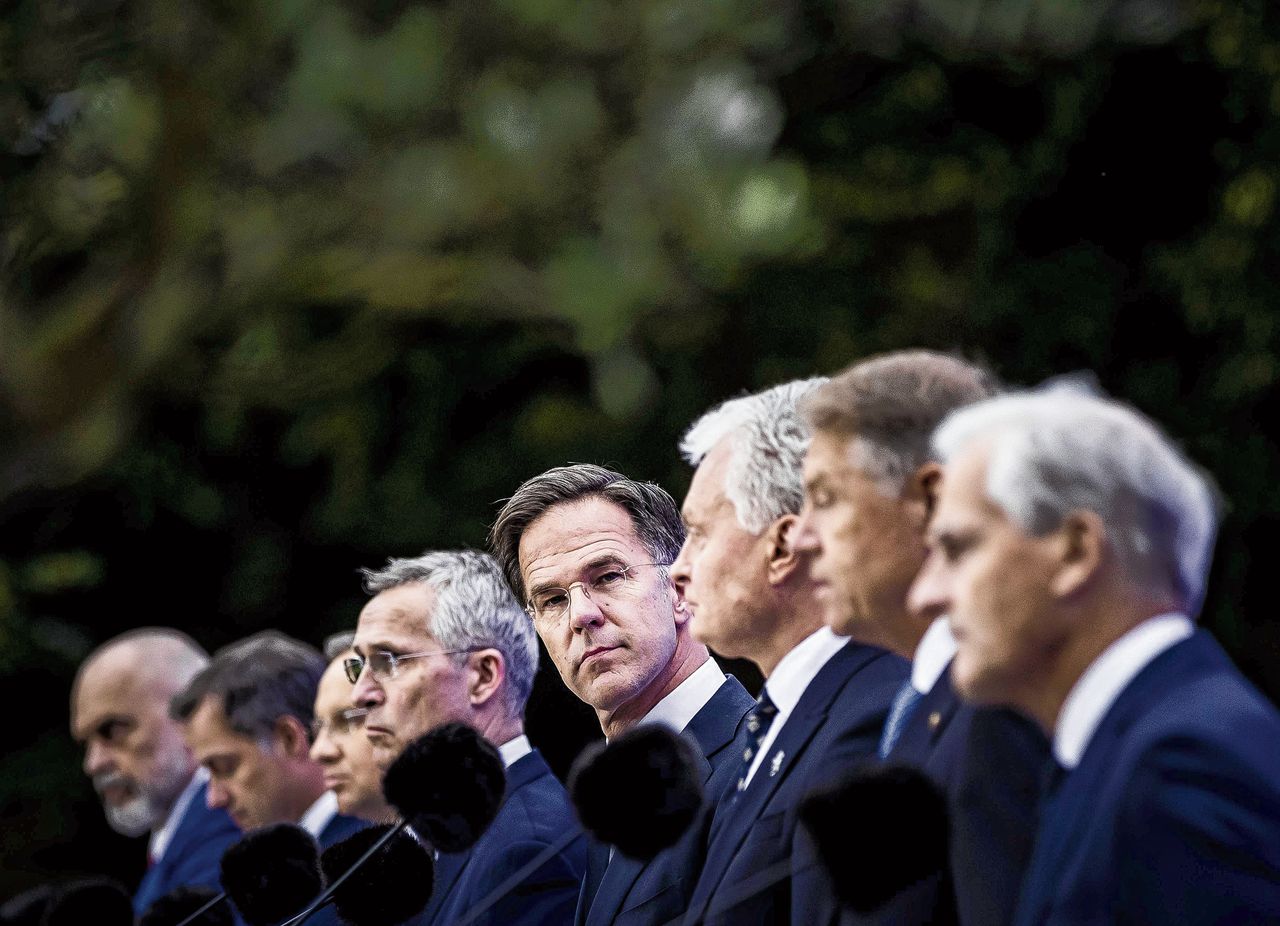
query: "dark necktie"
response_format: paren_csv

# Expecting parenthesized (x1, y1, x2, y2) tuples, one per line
(735, 689, 779, 793)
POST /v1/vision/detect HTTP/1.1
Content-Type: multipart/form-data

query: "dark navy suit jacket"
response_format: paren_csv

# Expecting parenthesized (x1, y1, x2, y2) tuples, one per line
(1014, 631, 1280, 925)
(417, 749, 586, 926)
(317, 809, 368, 849)
(576, 676, 756, 926)
(844, 668, 1046, 926)
(683, 641, 908, 926)
(133, 780, 241, 916)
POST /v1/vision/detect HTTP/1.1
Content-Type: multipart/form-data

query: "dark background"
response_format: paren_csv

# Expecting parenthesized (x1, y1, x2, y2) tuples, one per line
(3, 0, 1279, 898)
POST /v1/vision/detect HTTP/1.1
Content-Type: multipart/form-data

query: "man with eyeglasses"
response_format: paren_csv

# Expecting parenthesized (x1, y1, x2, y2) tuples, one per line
(350, 549, 585, 926)
(309, 632, 395, 824)
(490, 464, 755, 926)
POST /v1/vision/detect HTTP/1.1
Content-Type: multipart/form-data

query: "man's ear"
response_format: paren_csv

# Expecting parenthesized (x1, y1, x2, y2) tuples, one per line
(274, 715, 312, 759)
(766, 514, 803, 586)
(467, 649, 507, 708)
(1050, 510, 1106, 600)
(907, 461, 944, 524)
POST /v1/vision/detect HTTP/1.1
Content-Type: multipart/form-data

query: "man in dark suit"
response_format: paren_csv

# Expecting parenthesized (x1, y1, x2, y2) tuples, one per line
(351, 550, 585, 926)
(670, 378, 909, 926)
(490, 465, 755, 926)
(910, 385, 1280, 924)
(70, 629, 240, 916)
(793, 351, 1047, 926)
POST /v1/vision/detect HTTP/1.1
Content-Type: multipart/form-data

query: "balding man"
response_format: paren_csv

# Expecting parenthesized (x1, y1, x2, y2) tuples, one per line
(70, 629, 240, 916)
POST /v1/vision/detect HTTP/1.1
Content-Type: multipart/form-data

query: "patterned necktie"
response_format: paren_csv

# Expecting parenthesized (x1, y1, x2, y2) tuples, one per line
(878, 680, 924, 759)
(736, 689, 779, 792)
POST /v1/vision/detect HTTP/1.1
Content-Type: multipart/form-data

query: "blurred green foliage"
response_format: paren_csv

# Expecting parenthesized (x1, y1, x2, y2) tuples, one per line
(3, 0, 1280, 895)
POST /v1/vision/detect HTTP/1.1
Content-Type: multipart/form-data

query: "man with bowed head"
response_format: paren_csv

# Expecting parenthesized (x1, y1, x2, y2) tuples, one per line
(350, 549, 585, 926)
(909, 384, 1280, 923)
(71, 629, 240, 916)
(670, 378, 908, 926)
(490, 465, 755, 926)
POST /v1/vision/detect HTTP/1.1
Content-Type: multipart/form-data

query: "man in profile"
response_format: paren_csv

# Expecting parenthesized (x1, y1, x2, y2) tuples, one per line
(491, 465, 755, 926)
(351, 549, 584, 926)
(70, 628, 239, 916)
(671, 378, 907, 925)
(910, 384, 1280, 923)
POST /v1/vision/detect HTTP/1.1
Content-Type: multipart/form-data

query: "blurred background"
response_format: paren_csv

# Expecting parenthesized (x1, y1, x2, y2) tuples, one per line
(3, 0, 1279, 898)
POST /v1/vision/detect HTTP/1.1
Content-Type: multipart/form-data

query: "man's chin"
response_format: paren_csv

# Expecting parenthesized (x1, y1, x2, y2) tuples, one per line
(104, 798, 157, 837)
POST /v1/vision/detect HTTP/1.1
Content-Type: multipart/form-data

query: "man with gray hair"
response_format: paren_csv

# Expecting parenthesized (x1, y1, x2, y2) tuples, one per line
(909, 385, 1280, 924)
(351, 549, 585, 926)
(672, 379, 908, 926)
(490, 465, 755, 926)
(71, 629, 240, 916)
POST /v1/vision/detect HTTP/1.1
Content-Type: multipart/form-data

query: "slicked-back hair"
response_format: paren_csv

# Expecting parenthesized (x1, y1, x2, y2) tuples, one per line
(360, 550, 539, 714)
(681, 377, 828, 532)
(489, 464, 685, 602)
(932, 385, 1221, 616)
(170, 631, 326, 740)
(802, 350, 1000, 492)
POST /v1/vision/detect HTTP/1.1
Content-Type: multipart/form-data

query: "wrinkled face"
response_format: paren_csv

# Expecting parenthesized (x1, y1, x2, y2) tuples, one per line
(671, 440, 773, 659)
(185, 697, 295, 831)
(310, 660, 390, 822)
(518, 497, 682, 716)
(71, 657, 194, 837)
(351, 583, 472, 768)
(796, 431, 928, 644)
(909, 444, 1061, 707)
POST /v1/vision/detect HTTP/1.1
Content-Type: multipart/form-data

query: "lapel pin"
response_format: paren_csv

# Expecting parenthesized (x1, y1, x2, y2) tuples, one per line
(769, 750, 785, 777)
(928, 711, 942, 732)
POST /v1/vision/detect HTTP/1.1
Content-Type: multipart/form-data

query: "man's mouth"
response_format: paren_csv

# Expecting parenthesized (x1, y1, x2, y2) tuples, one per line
(581, 645, 618, 666)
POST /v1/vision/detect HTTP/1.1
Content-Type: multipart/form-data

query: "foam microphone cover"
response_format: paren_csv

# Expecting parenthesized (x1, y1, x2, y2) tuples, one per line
(219, 823, 324, 926)
(140, 886, 234, 926)
(0, 884, 52, 925)
(41, 877, 133, 926)
(568, 724, 703, 860)
(381, 722, 506, 853)
(319, 825, 434, 926)
(799, 763, 949, 913)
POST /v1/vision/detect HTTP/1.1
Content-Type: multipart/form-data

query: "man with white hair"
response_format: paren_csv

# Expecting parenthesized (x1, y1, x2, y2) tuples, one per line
(70, 629, 240, 916)
(909, 385, 1280, 924)
(351, 549, 585, 926)
(671, 378, 908, 926)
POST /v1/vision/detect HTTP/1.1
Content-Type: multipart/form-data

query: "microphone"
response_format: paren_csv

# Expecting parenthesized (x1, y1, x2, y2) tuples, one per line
(141, 886, 235, 926)
(798, 763, 950, 912)
(569, 724, 704, 861)
(19, 878, 132, 926)
(318, 825, 434, 926)
(220, 824, 325, 926)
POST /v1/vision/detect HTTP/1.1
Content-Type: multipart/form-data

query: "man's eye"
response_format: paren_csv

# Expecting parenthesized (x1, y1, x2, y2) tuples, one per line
(594, 570, 626, 588)
(539, 592, 567, 610)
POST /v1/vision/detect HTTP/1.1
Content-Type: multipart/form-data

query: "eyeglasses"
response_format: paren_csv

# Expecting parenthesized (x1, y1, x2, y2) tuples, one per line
(310, 707, 369, 742)
(343, 648, 475, 685)
(525, 562, 670, 626)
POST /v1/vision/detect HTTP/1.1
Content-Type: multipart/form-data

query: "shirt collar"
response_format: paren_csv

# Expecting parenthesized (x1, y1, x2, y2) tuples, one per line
(497, 734, 533, 768)
(636, 657, 727, 735)
(297, 790, 340, 839)
(149, 766, 208, 862)
(1054, 612, 1194, 769)
(763, 626, 849, 715)
(911, 617, 958, 694)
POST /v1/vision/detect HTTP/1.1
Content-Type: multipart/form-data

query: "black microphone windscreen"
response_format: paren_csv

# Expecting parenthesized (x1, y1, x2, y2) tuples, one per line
(381, 722, 506, 853)
(568, 724, 703, 861)
(0, 884, 52, 925)
(140, 886, 234, 926)
(799, 763, 949, 913)
(219, 823, 324, 926)
(319, 825, 434, 926)
(41, 877, 133, 926)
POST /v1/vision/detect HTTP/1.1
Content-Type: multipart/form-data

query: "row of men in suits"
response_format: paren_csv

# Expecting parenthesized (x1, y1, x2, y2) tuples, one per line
(66, 347, 1280, 925)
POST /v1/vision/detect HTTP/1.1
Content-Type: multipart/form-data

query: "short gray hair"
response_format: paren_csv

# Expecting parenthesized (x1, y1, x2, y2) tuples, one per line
(680, 378, 828, 532)
(171, 631, 325, 739)
(489, 464, 685, 601)
(323, 631, 356, 662)
(802, 350, 999, 493)
(932, 385, 1220, 615)
(360, 550, 540, 713)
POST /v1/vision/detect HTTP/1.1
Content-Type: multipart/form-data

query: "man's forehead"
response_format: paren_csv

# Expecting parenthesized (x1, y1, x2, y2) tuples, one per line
(519, 498, 647, 574)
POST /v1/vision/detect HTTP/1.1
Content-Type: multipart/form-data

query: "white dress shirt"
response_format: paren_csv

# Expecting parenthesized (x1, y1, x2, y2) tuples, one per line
(149, 766, 209, 863)
(637, 656, 727, 735)
(298, 789, 340, 839)
(743, 627, 849, 787)
(911, 617, 958, 694)
(498, 733, 533, 768)
(1054, 612, 1194, 769)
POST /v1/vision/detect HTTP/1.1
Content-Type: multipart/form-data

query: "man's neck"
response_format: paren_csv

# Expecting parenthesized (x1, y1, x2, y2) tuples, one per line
(757, 598, 825, 679)
(598, 644, 708, 739)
